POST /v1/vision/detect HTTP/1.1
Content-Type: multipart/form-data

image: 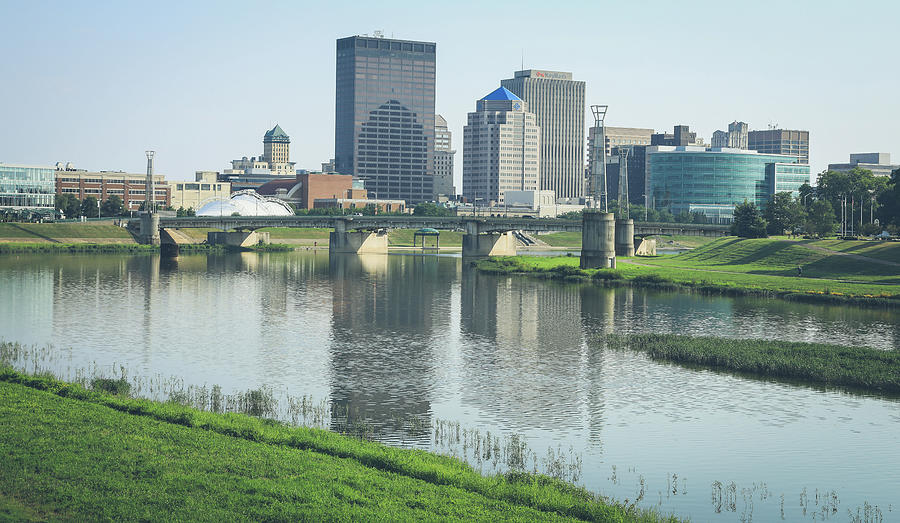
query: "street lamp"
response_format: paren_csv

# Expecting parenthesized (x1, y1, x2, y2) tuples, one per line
(97, 199, 101, 219)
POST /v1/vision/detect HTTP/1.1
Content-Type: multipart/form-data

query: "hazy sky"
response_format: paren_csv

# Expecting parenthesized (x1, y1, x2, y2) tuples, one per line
(1, 0, 897, 186)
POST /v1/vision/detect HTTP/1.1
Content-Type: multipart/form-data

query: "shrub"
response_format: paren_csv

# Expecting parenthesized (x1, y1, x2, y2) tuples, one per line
(91, 377, 131, 396)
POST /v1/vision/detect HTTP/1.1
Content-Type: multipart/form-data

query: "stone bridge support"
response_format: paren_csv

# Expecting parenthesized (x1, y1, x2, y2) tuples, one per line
(581, 211, 616, 268)
(329, 219, 388, 254)
(615, 219, 635, 257)
(139, 212, 160, 245)
(461, 220, 516, 258)
(207, 230, 271, 248)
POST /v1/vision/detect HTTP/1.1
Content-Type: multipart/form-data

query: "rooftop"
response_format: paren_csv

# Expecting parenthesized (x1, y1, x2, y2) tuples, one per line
(264, 124, 290, 142)
(481, 86, 521, 101)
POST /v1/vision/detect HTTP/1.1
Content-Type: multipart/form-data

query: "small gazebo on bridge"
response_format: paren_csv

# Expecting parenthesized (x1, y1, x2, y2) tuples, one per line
(413, 228, 440, 249)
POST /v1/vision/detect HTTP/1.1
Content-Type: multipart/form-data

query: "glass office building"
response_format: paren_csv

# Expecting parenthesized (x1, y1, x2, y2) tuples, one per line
(0, 163, 55, 212)
(335, 35, 436, 202)
(647, 147, 808, 222)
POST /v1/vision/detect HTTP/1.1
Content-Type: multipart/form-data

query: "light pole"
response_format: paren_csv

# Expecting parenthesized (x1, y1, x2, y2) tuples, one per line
(97, 199, 101, 219)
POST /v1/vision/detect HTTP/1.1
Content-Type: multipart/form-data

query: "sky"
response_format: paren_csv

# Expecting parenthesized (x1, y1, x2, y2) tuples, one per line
(1, 0, 897, 187)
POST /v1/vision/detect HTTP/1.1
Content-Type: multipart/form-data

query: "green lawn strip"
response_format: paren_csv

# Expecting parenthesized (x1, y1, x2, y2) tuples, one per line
(388, 229, 463, 247)
(538, 232, 583, 247)
(0, 381, 583, 522)
(805, 239, 899, 264)
(0, 223, 132, 239)
(0, 368, 672, 522)
(474, 255, 899, 302)
(602, 334, 900, 393)
(0, 495, 43, 522)
(257, 227, 333, 239)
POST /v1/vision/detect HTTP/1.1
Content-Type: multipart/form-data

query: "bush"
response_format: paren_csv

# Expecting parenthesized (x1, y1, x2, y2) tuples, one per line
(592, 269, 623, 281)
(91, 377, 131, 396)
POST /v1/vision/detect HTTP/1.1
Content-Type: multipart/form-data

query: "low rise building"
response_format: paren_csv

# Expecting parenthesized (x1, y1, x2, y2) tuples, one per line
(169, 171, 231, 212)
(54, 164, 169, 212)
(0, 163, 56, 213)
(828, 153, 899, 178)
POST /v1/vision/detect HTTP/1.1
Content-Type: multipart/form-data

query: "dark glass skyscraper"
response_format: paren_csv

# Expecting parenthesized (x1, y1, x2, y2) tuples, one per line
(335, 35, 436, 202)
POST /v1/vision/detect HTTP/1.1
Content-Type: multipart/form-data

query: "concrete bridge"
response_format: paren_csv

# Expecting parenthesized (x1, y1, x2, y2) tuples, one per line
(130, 213, 729, 264)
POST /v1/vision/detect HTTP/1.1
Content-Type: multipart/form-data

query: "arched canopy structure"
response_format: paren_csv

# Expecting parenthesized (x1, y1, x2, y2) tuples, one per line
(196, 190, 294, 217)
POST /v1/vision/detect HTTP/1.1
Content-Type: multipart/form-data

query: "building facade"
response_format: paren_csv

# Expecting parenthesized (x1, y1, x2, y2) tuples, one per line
(462, 87, 540, 204)
(433, 114, 456, 198)
(651, 125, 703, 146)
(647, 146, 808, 222)
(228, 125, 296, 176)
(55, 166, 169, 212)
(335, 35, 436, 202)
(748, 128, 809, 164)
(169, 171, 231, 211)
(0, 163, 55, 213)
(828, 153, 899, 178)
(501, 69, 585, 199)
(711, 121, 749, 149)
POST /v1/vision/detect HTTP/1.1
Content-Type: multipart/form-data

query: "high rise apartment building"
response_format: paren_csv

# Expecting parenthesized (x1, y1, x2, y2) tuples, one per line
(433, 115, 456, 197)
(335, 35, 436, 202)
(711, 121, 749, 149)
(462, 87, 540, 204)
(501, 70, 585, 199)
(748, 129, 809, 164)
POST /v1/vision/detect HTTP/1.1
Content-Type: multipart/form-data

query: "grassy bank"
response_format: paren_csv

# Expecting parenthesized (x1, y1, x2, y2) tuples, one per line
(537, 232, 718, 250)
(0, 222, 135, 243)
(0, 242, 156, 254)
(475, 238, 900, 306)
(603, 334, 900, 393)
(0, 367, 673, 522)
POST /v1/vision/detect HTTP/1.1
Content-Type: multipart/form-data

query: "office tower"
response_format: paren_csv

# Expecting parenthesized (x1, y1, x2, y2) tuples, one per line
(262, 125, 291, 166)
(711, 121, 749, 149)
(828, 153, 899, 178)
(501, 70, 585, 199)
(335, 34, 437, 202)
(590, 126, 653, 158)
(462, 87, 540, 204)
(748, 128, 809, 164)
(433, 115, 456, 197)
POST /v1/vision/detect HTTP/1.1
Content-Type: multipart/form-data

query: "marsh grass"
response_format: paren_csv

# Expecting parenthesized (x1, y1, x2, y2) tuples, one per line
(603, 333, 900, 394)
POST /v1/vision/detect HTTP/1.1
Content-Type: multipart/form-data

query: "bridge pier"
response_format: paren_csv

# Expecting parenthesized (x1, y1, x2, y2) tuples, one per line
(207, 230, 270, 248)
(329, 219, 388, 254)
(139, 212, 160, 245)
(615, 219, 635, 257)
(581, 211, 616, 269)
(461, 220, 516, 258)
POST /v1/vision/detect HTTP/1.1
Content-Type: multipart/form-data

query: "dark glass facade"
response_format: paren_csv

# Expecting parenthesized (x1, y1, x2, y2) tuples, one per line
(335, 36, 436, 202)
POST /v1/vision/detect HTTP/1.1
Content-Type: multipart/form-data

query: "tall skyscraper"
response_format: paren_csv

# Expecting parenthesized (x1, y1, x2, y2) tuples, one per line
(501, 70, 585, 199)
(335, 35, 437, 202)
(433, 115, 456, 197)
(748, 128, 809, 164)
(462, 87, 540, 204)
(262, 125, 290, 165)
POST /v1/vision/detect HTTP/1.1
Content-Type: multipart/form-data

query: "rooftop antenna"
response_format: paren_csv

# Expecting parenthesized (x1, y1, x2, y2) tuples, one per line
(589, 105, 609, 212)
(144, 151, 155, 213)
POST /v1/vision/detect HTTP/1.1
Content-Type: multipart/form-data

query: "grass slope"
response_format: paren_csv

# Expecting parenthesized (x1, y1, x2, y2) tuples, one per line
(0, 223, 133, 241)
(603, 334, 900, 393)
(0, 369, 672, 522)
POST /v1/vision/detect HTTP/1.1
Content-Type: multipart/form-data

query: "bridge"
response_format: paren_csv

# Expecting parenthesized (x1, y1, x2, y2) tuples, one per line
(129, 213, 729, 263)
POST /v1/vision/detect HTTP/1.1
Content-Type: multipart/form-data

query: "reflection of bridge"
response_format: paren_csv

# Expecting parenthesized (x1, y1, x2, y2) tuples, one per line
(130, 214, 729, 263)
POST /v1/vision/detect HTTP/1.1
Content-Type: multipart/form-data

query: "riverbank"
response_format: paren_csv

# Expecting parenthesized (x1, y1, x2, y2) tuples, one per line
(0, 366, 674, 522)
(475, 237, 900, 307)
(602, 334, 900, 394)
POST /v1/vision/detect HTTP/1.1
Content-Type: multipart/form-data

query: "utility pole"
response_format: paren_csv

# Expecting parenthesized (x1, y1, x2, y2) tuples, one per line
(618, 147, 629, 219)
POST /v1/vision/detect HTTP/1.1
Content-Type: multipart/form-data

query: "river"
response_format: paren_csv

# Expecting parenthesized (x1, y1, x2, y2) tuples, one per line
(1, 251, 897, 521)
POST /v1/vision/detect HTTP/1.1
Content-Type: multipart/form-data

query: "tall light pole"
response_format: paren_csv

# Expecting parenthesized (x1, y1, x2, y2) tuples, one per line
(589, 105, 608, 212)
(145, 151, 155, 214)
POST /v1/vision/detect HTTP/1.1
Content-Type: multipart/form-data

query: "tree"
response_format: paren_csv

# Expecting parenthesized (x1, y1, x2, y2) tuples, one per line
(764, 192, 805, 235)
(730, 201, 767, 238)
(55, 194, 80, 219)
(413, 202, 453, 216)
(674, 210, 693, 224)
(690, 211, 708, 224)
(80, 196, 99, 218)
(101, 195, 124, 217)
(876, 168, 900, 227)
(805, 199, 836, 237)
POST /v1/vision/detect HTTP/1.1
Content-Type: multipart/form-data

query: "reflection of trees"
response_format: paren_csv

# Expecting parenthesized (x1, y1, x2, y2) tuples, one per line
(328, 254, 455, 443)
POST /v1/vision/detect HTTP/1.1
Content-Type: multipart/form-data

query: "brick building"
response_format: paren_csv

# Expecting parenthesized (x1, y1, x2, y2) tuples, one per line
(55, 165, 170, 212)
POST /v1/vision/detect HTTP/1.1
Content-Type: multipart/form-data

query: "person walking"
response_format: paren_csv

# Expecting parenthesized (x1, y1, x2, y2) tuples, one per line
(797, 265, 803, 277)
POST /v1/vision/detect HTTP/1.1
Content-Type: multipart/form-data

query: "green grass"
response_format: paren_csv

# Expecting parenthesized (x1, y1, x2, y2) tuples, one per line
(0, 242, 157, 254)
(0, 366, 674, 522)
(804, 239, 900, 264)
(650, 235, 718, 249)
(257, 227, 333, 239)
(0, 222, 134, 240)
(538, 232, 583, 247)
(388, 229, 463, 247)
(603, 334, 900, 393)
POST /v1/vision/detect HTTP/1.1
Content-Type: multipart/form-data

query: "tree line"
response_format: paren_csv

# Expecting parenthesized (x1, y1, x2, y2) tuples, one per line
(732, 167, 899, 238)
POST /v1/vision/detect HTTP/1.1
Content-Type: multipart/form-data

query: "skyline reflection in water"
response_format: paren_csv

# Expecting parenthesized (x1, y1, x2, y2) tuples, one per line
(1, 251, 898, 521)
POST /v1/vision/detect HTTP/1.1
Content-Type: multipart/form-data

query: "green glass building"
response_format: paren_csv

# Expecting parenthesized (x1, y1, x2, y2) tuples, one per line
(647, 147, 809, 222)
(0, 163, 56, 213)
